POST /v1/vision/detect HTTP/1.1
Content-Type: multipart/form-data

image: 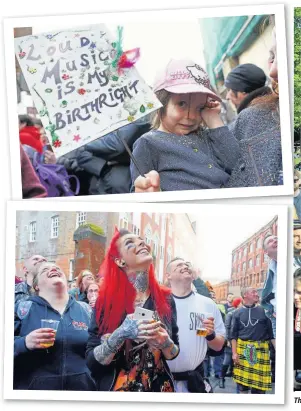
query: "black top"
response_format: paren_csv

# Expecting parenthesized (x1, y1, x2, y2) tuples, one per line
(230, 304, 274, 342)
(294, 306, 301, 370)
(86, 294, 179, 391)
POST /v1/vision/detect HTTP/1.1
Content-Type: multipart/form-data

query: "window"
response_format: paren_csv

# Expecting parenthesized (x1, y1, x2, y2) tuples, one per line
(76, 212, 87, 228)
(238, 251, 241, 260)
(248, 259, 253, 268)
(153, 237, 159, 258)
(264, 253, 269, 262)
(242, 262, 246, 272)
(51, 216, 59, 238)
(29, 221, 37, 242)
(168, 217, 173, 237)
(256, 238, 262, 249)
(250, 243, 254, 252)
(256, 255, 260, 266)
(160, 245, 164, 260)
(243, 247, 247, 256)
(155, 213, 160, 225)
(167, 245, 173, 263)
(144, 227, 152, 245)
(261, 271, 265, 282)
(233, 253, 236, 262)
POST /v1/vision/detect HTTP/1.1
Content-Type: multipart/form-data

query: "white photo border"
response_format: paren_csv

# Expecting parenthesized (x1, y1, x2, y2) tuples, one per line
(4, 201, 288, 404)
(3, 4, 293, 202)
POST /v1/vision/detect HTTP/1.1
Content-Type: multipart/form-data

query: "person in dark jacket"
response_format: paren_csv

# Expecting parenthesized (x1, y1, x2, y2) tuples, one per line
(230, 287, 275, 394)
(68, 269, 96, 304)
(15, 255, 47, 306)
(219, 297, 242, 388)
(86, 229, 179, 392)
(14, 262, 95, 391)
(225, 19, 282, 188)
(75, 116, 151, 194)
(225, 63, 271, 115)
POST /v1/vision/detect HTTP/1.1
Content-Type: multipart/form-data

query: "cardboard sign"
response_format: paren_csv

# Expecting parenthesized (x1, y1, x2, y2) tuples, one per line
(15, 25, 161, 157)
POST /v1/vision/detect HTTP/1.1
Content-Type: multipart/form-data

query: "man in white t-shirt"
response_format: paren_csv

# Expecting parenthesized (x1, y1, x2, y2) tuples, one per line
(166, 258, 226, 393)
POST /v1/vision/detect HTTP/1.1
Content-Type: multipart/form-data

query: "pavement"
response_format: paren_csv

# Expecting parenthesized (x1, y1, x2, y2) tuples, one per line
(209, 375, 275, 394)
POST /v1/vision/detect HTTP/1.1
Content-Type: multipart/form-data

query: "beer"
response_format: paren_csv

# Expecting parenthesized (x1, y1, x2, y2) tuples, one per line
(196, 328, 208, 337)
(39, 341, 55, 348)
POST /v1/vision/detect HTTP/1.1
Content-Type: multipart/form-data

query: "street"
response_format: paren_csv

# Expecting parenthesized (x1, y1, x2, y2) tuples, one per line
(210, 376, 276, 394)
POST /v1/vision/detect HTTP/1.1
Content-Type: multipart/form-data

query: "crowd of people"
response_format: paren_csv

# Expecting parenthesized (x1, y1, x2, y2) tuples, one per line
(19, 18, 281, 199)
(14, 229, 277, 393)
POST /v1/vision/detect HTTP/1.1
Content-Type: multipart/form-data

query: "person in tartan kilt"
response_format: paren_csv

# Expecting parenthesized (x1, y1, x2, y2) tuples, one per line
(230, 287, 275, 394)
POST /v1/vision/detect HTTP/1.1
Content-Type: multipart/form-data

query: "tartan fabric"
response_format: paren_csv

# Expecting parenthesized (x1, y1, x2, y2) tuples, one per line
(233, 338, 272, 391)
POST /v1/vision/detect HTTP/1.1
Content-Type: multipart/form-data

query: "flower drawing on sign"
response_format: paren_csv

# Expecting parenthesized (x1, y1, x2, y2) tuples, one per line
(73, 134, 81, 142)
(78, 88, 86, 95)
(147, 103, 154, 109)
(60, 100, 68, 108)
(27, 66, 37, 74)
(62, 74, 70, 80)
(53, 140, 62, 148)
(127, 115, 135, 122)
(19, 51, 26, 59)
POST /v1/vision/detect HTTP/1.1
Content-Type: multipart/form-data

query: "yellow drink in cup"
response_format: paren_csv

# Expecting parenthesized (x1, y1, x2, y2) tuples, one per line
(40, 319, 60, 348)
(196, 312, 213, 337)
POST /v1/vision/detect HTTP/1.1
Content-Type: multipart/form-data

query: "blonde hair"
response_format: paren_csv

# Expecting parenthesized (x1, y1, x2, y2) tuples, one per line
(151, 89, 173, 129)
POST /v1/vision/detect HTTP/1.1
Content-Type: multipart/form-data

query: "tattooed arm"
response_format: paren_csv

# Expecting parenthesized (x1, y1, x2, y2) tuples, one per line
(93, 315, 147, 366)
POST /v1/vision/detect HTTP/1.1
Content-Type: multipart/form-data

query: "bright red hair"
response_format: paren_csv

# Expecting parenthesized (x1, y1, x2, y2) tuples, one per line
(95, 229, 171, 335)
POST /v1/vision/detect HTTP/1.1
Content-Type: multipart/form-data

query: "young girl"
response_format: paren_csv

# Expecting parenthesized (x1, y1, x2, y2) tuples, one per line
(131, 59, 240, 192)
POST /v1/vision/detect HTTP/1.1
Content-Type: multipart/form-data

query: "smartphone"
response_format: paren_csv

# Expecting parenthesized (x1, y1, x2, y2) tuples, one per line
(133, 307, 154, 321)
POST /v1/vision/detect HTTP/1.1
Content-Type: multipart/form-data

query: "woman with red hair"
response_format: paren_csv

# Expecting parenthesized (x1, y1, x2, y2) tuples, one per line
(86, 229, 179, 392)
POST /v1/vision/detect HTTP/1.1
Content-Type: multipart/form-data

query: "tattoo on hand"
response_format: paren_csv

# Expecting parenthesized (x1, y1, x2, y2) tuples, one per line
(94, 340, 115, 365)
(94, 317, 139, 365)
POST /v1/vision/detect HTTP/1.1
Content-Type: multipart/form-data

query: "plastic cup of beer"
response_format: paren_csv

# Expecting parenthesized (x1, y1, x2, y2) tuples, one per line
(40, 319, 60, 348)
(196, 312, 213, 337)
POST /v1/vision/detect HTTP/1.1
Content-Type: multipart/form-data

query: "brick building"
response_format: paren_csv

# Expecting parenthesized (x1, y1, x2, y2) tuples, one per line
(15, 210, 109, 279)
(211, 216, 278, 300)
(15, 211, 197, 285)
(213, 281, 230, 302)
(229, 216, 278, 292)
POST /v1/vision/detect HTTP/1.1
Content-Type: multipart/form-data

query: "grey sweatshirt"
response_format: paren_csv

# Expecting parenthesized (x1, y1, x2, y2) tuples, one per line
(131, 126, 240, 191)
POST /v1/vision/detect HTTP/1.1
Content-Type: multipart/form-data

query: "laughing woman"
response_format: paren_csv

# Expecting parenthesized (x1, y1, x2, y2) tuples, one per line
(14, 262, 96, 391)
(86, 229, 179, 392)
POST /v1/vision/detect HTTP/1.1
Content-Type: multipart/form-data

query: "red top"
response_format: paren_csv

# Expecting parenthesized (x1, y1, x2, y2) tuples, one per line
(20, 126, 44, 154)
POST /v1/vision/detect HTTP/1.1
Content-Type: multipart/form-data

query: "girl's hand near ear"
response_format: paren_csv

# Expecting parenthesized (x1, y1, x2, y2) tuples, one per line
(201, 99, 224, 129)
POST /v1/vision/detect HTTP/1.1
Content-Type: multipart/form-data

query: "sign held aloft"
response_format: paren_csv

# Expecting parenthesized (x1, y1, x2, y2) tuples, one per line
(15, 25, 161, 157)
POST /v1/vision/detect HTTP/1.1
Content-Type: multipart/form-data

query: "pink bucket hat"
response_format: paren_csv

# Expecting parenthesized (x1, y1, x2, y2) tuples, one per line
(153, 59, 221, 102)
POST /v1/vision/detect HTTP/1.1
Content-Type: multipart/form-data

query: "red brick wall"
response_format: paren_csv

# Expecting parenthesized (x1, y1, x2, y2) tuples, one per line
(74, 238, 106, 278)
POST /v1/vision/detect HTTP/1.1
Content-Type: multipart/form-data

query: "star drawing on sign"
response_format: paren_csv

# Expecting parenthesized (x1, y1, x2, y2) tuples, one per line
(73, 134, 81, 142)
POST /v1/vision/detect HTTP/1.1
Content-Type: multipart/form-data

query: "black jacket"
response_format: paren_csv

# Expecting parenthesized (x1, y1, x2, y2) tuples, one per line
(237, 86, 272, 114)
(295, 306, 301, 370)
(86, 295, 179, 391)
(76, 116, 151, 194)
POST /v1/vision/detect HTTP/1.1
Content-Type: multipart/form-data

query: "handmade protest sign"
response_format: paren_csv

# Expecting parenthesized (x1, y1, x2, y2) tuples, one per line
(15, 25, 161, 157)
